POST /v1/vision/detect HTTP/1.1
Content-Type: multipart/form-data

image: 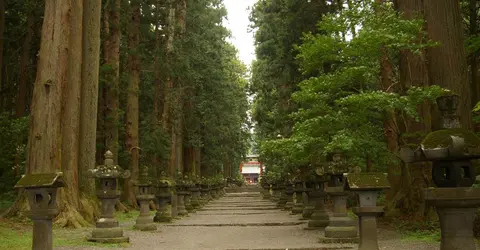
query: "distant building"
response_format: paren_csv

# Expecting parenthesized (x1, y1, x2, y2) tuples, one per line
(240, 154, 264, 184)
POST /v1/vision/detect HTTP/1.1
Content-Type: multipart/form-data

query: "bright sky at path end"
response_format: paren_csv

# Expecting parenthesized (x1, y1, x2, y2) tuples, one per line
(223, 0, 258, 68)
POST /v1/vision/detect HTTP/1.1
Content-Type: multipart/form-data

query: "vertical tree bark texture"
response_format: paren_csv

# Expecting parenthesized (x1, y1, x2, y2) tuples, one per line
(103, 0, 121, 163)
(470, 0, 478, 108)
(393, 0, 432, 219)
(423, 0, 472, 129)
(0, 0, 4, 101)
(26, 0, 70, 174)
(16, 13, 34, 118)
(161, 0, 176, 177)
(125, 0, 141, 207)
(79, 0, 101, 196)
(60, 0, 83, 210)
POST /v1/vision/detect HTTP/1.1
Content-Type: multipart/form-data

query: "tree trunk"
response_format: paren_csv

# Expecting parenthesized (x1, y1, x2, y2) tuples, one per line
(103, 0, 121, 163)
(423, 0, 471, 129)
(79, 0, 101, 196)
(16, 13, 34, 118)
(161, 0, 176, 177)
(124, 0, 141, 207)
(470, 0, 478, 107)
(0, 0, 5, 102)
(391, 0, 433, 220)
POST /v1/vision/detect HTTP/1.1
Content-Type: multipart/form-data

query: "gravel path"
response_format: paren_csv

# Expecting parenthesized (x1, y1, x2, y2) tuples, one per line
(55, 192, 440, 250)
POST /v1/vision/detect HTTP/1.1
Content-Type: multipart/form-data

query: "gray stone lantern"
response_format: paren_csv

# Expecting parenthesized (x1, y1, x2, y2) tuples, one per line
(133, 166, 156, 231)
(319, 150, 358, 243)
(400, 94, 480, 250)
(260, 177, 272, 200)
(305, 172, 330, 230)
(344, 173, 390, 250)
(270, 182, 280, 202)
(87, 151, 130, 243)
(291, 180, 305, 214)
(154, 172, 172, 222)
(276, 182, 287, 209)
(175, 173, 189, 217)
(14, 172, 64, 250)
(301, 181, 316, 220)
(190, 176, 201, 210)
(283, 182, 294, 211)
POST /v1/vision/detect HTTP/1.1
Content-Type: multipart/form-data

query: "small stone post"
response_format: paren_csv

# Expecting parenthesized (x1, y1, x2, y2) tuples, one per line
(302, 181, 316, 220)
(319, 151, 358, 243)
(88, 151, 130, 243)
(276, 183, 287, 209)
(306, 180, 329, 230)
(283, 182, 294, 211)
(345, 173, 390, 250)
(190, 177, 201, 210)
(134, 166, 157, 231)
(154, 173, 172, 222)
(14, 172, 64, 250)
(291, 181, 305, 214)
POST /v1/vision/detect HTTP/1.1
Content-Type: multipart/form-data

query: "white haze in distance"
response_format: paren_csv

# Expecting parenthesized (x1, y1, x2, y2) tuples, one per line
(223, 0, 258, 68)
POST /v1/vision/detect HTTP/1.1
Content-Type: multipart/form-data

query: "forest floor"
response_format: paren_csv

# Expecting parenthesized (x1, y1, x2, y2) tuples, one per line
(0, 192, 478, 250)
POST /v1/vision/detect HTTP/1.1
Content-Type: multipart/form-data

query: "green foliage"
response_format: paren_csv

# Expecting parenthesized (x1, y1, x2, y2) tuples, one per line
(0, 114, 29, 193)
(252, 0, 448, 176)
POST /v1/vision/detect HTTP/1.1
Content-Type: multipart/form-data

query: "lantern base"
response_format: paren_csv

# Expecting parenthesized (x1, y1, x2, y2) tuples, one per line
(318, 236, 359, 244)
(88, 227, 129, 243)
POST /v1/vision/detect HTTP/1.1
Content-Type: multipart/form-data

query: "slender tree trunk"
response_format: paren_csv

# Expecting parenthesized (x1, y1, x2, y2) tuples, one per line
(424, 0, 471, 130)
(125, 0, 141, 207)
(161, 0, 176, 177)
(470, 0, 479, 131)
(79, 0, 101, 198)
(0, 0, 5, 102)
(103, 0, 121, 163)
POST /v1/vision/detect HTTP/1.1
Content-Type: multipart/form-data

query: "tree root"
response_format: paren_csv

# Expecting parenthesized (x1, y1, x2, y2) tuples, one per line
(55, 204, 91, 228)
(115, 200, 130, 212)
(79, 195, 100, 224)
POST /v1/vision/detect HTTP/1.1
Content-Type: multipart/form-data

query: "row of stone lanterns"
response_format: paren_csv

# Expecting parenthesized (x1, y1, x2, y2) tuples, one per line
(261, 151, 389, 250)
(260, 94, 480, 250)
(14, 148, 228, 250)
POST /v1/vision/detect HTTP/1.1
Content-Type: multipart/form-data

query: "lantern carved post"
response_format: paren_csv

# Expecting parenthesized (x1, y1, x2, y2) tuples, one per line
(87, 151, 130, 243)
(134, 166, 157, 231)
(154, 171, 172, 222)
(318, 150, 358, 243)
(14, 172, 64, 250)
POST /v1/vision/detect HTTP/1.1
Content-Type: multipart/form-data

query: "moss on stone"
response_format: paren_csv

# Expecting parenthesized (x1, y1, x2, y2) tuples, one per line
(344, 173, 390, 190)
(421, 128, 480, 149)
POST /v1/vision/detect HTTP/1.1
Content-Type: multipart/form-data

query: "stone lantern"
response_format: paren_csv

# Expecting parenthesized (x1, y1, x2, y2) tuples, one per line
(283, 181, 294, 211)
(190, 175, 201, 210)
(260, 177, 272, 200)
(270, 182, 280, 202)
(344, 173, 390, 250)
(301, 180, 316, 220)
(175, 173, 189, 216)
(400, 94, 480, 250)
(154, 171, 172, 223)
(291, 180, 305, 214)
(88, 151, 130, 243)
(183, 175, 194, 213)
(133, 166, 156, 231)
(276, 182, 287, 209)
(14, 172, 64, 250)
(318, 150, 358, 243)
(305, 171, 330, 230)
